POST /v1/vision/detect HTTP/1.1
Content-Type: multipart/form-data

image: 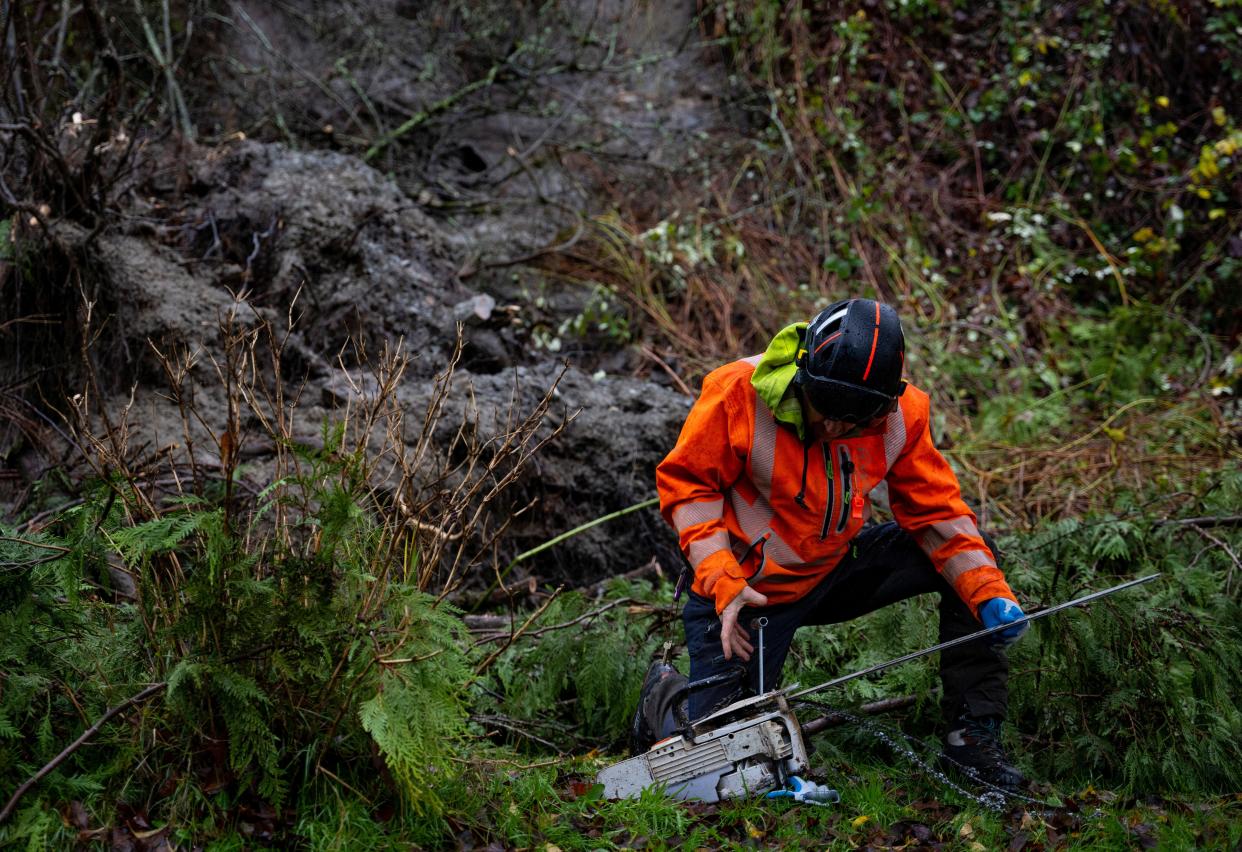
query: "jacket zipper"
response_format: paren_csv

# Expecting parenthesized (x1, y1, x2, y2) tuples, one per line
(819, 442, 835, 539)
(836, 446, 854, 533)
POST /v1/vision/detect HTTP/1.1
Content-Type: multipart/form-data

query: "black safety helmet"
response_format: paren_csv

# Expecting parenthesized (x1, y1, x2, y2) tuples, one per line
(794, 298, 906, 423)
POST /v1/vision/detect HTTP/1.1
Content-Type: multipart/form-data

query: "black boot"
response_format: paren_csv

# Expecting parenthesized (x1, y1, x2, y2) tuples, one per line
(629, 660, 689, 755)
(940, 714, 1026, 793)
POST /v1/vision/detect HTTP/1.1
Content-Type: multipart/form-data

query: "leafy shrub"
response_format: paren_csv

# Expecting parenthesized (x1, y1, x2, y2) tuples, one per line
(1002, 497, 1242, 792)
(0, 464, 475, 843)
(0, 308, 568, 845)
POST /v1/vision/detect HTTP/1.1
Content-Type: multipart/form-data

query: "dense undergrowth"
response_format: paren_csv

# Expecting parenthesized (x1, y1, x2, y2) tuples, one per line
(1, 0, 1240, 848)
(2, 463, 1240, 847)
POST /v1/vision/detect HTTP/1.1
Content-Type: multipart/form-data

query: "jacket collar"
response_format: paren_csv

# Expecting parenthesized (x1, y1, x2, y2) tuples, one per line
(750, 322, 808, 441)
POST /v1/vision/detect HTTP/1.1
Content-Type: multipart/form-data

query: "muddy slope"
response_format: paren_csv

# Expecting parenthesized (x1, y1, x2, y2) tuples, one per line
(9, 1, 740, 589)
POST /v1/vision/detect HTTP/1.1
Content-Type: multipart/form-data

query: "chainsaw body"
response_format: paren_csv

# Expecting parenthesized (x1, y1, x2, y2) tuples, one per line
(597, 689, 809, 803)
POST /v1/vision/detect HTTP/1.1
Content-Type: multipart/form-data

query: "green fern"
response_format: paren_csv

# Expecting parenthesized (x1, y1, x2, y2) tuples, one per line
(110, 508, 218, 562)
(356, 592, 473, 817)
(486, 588, 674, 746)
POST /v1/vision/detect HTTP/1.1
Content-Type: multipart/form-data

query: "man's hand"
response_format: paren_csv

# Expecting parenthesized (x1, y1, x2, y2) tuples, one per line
(979, 597, 1029, 647)
(720, 585, 770, 661)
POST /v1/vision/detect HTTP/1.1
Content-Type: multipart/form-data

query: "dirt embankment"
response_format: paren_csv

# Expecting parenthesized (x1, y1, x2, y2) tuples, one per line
(4, 1, 741, 591)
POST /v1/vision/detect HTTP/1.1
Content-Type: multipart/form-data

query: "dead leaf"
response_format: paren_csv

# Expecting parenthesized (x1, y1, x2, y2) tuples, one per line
(889, 820, 933, 843)
(66, 800, 89, 830)
(1007, 831, 1031, 851)
(219, 429, 235, 468)
(1129, 822, 1159, 849)
(108, 827, 135, 852)
(569, 780, 603, 800)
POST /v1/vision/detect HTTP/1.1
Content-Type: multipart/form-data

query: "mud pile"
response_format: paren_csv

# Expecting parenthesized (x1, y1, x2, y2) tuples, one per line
(6, 0, 740, 590)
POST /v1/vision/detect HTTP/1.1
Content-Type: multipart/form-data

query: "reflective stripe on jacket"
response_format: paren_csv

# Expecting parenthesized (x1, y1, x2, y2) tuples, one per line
(656, 356, 1017, 617)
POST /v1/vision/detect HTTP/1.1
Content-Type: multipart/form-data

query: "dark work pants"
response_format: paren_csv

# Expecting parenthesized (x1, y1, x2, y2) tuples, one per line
(682, 522, 1008, 722)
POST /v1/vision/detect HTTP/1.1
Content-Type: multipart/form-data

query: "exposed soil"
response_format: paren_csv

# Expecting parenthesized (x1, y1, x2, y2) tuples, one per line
(3, 0, 741, 590)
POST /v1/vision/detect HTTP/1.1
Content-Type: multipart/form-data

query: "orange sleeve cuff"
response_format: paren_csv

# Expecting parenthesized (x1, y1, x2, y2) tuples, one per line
(693, 549, 749, 615)
(955, 568, 1017, 618)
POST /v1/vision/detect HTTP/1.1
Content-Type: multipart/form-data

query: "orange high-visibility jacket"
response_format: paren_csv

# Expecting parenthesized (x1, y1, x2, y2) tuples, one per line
(656, 354, 1017, 617)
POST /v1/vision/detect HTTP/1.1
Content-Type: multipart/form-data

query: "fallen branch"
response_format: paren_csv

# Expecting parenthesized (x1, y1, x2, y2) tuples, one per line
(464, 558, 666, 638)
(471, 597, 641, 646)
(0, 535, 72, 569)
(1155, 515, 1242, 528)
(0, 536, 72, 552)
(473, 586, 564, 675)
(471, 713, 564, 753)
(463, 613, 511, 632)
(584, 557, 665, 599)
(0, 682, 167, 823)
(799, 694, 919, 737)
(450, 754, 562, 770)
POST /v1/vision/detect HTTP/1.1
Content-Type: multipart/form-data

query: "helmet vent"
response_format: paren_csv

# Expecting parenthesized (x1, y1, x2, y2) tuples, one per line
(811, 306, 850, 336)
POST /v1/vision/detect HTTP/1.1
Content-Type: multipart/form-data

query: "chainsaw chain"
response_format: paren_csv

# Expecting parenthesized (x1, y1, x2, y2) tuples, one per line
(831, 709, 1006, 813)
(795, 702, 1093, 817)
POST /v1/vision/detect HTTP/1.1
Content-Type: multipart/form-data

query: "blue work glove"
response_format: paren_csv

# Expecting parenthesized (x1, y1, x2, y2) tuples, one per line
(978, 597, 1029, 647)
(765, 775, 840, 806)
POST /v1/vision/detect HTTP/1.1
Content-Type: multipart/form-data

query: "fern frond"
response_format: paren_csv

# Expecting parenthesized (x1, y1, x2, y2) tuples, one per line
(110, 509, 220, 563)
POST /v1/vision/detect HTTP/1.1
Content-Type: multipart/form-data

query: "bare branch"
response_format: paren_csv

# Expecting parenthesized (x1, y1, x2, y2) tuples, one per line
(0, 682, 167, 824)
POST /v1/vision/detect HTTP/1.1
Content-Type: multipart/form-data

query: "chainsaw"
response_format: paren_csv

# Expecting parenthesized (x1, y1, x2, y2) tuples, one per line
(597, 574, 1159, 803)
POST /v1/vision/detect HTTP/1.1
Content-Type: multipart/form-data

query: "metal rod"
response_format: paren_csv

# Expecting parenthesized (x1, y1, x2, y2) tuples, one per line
(791, 574, 1160, 701)
(754, 617, 769, 693)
